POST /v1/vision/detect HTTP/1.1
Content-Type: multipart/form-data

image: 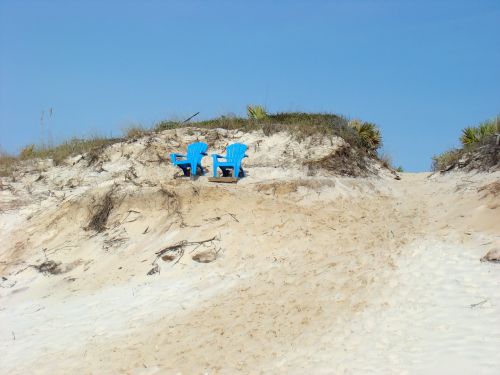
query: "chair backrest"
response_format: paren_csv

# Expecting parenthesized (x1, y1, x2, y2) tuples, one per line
(225, 143, 247, 162)
(187, 142, 208, 160)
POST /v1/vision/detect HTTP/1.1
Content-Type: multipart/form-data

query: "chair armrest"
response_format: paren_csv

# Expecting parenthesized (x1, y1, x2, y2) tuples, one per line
(211, 154, 225, 158)
(173, 153, 186, 158)
(201, 152, 208, 156)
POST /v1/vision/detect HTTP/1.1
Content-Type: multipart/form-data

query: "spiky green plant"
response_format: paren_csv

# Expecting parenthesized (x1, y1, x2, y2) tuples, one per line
(246, 105, 268, 121)
(349, 119, 382, 151)
(460, 127, 479, 146)
(460, 116, 500, 146)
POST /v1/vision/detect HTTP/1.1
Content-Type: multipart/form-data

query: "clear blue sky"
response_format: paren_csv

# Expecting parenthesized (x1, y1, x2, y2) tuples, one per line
(1, 0, 499, 171)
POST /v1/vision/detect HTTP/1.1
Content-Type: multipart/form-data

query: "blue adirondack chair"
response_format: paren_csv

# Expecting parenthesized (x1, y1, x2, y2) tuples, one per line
(170, 142, 208, 177)
(212, 143, 248, 178)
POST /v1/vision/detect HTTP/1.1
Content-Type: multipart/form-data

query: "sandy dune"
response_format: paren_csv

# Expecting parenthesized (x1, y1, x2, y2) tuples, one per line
(1, 129, 499, 374)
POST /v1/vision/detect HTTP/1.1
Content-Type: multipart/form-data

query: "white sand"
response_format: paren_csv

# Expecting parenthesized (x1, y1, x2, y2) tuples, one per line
(0, 129, 499, 374)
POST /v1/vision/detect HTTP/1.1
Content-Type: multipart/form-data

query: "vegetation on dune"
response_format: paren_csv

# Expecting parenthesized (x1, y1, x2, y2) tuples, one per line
(0, 150, 17, 177)
(19, 137, 118, 166)
(432, 115, 500, 171)
(1, 107, 386, 176)
(186, 111, 382, 155)
(432, 149, 463, 171)
(247, 105, 268, 121)
(459, 119, 499, 146)
(123, 125, 149, 139)
(348, 119, 382, 152)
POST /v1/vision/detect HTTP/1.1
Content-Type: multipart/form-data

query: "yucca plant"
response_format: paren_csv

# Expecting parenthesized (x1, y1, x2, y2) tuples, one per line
(246, 105, 268, 121)
(460, 116, 500, 146)
(349, 119, 382, 151)
(478, 121, 497, 138)
(460, 127, 479, 146)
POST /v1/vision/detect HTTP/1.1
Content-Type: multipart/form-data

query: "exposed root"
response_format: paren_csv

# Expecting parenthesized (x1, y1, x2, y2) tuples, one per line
(86, 188, 116, 232)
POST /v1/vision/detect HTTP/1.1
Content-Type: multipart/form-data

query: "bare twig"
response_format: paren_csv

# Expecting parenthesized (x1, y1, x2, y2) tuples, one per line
(149, 236, 218, 274)
(45, 241, 77, 256)
(227, 213, 239, 222)
(172, 248, 185, 265)
(470, 299, 488, 309)
(121, 210, 141, 224)
(147, 264, 159, 276)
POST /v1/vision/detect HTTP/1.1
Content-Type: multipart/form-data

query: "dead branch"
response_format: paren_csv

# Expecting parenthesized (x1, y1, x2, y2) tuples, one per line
(182, 111, 200, 123)
(148, 236, 218, 274)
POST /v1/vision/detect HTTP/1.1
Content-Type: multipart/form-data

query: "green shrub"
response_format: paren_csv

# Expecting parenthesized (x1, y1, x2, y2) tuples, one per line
(460, 116, 500, 147)
(247, 105, 268, 121)
(349, 119, 382, 151)
(434, 115, 499, 171)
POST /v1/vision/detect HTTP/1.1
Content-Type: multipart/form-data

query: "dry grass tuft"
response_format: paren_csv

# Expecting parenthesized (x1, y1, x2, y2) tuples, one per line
(86, 189, 115, 232)
(123, 125, 148, 139)
(19, 137, 118, 166)
(0, 154, 17, 177)
(305, 144, 370, 177)
(432, 149, 463, 171)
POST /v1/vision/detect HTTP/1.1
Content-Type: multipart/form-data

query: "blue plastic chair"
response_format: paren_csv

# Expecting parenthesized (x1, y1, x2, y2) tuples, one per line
(170, 142, 208, 176)
(212, 143, 248, 178)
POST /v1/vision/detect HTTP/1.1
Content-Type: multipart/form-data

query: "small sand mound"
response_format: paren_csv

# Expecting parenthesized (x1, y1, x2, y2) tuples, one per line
(481, 248, 500, 263)
(192, 251, 217, 263)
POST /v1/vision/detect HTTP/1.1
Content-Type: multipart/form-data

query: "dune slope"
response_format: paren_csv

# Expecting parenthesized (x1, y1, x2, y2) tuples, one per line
(1, 129, 499, 374)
